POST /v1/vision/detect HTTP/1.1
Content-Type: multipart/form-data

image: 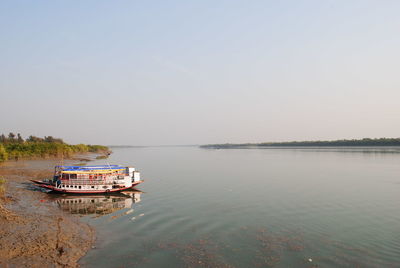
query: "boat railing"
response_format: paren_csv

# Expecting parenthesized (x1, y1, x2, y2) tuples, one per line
(60, 179, 114, 186)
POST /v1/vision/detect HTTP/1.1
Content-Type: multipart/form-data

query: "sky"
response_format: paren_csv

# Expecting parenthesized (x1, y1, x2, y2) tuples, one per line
(1, 0, 400, 145)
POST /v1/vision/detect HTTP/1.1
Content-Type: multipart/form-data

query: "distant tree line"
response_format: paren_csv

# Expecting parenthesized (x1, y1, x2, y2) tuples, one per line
(0, 133, 64, 144)
(200, 138, 400, 149)
(0, 132, 109, 162)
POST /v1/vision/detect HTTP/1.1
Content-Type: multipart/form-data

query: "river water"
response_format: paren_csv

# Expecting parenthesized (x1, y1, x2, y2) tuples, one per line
(59, 146, 400, 267)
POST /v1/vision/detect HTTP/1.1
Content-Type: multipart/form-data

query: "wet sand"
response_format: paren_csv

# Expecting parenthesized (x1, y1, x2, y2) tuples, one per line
(0, 159, 95, 267)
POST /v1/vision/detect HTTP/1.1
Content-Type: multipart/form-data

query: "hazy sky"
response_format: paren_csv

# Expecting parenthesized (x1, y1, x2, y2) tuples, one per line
(1, 1, 400, 145)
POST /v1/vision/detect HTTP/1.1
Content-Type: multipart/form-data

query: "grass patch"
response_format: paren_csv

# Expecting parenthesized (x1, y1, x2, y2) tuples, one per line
(0, 177, 6, 200)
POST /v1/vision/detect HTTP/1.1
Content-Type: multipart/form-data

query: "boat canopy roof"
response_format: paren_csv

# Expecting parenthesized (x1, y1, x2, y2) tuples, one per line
(56, 165, 127, 174)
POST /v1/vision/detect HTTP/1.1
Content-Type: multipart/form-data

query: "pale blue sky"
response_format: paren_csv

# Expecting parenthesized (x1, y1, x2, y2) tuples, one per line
(1, 1, 400, 145)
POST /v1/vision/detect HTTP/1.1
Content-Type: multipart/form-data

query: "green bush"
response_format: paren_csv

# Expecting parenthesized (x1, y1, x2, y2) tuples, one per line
(0, 134, 109, 162)
(0, 144, 8, 162)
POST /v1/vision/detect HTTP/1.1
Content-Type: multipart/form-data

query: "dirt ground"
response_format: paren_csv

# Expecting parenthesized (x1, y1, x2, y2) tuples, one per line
(0, 160, 95, 268)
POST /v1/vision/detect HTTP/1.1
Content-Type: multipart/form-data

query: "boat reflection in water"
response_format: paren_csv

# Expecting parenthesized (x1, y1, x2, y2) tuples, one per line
(51, 190, 142, 217)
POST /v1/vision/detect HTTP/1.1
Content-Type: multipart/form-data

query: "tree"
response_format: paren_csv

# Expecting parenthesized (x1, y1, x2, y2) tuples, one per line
(44, 136, 54, 143)
(27, 135, 43, 143)
(0, 134, 6, 144)
(17, 133, 24, 144)
(44, 136, 64, 144)
(8, 132, 15, 142)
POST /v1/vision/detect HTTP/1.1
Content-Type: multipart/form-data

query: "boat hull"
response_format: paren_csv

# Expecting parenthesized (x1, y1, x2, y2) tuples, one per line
(31, 180, 144, 194)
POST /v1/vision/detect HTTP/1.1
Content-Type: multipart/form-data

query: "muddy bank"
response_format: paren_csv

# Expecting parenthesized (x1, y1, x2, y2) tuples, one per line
(0, 160, 95, 267)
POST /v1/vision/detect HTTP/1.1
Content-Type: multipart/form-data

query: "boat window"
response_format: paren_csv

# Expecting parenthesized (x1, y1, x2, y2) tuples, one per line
(91, 186, 94, 189)
(79, 186, 81, 189)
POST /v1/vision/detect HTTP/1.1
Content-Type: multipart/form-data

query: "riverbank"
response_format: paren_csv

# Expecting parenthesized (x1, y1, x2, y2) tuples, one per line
(200, 138, 400, 149)
(0, 159, 96, 267)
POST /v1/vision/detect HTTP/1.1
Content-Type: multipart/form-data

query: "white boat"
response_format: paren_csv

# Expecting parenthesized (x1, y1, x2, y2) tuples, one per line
(32, 165, 143, 194)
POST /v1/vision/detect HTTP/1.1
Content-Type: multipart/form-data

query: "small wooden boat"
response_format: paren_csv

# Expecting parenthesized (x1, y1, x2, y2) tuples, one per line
(32, 165, 143, 194)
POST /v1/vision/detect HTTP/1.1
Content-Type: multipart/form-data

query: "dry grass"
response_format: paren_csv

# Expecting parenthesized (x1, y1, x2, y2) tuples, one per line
(0, 177, 6, 200)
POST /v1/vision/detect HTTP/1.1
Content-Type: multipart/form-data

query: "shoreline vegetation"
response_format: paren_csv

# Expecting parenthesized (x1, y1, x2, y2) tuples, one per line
(200, 138, 400, 149)
(0, 132, 110, 162)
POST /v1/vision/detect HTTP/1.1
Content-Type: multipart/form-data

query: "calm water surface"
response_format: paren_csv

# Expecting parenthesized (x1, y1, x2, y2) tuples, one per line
(60, 147, 400, 267)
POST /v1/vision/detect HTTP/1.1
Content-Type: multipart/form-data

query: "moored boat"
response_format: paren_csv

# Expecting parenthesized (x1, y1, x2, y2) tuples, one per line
(31, 165, 143, 194)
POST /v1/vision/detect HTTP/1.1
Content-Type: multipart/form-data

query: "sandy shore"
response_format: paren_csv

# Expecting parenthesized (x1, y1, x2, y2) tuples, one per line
(0, 159, 95, 267)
